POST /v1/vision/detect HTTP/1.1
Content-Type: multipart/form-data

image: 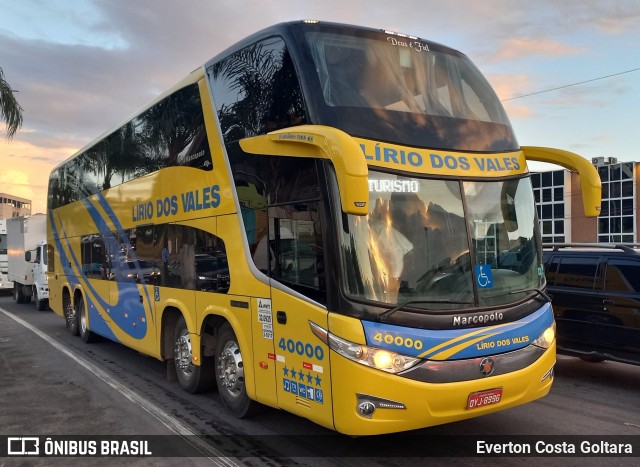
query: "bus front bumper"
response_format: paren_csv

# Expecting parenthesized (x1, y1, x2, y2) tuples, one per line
(331, 342, 555, 436)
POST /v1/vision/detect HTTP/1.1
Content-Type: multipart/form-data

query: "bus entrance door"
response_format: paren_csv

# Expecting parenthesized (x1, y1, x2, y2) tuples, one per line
(269, 204, 334, 430)
(271, 287, 333, 430)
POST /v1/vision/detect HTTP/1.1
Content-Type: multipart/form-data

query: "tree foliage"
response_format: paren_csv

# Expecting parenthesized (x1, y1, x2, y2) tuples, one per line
(0, 67, 23, 139)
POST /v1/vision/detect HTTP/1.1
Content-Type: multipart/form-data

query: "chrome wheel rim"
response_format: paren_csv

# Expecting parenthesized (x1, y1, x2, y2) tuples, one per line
(217, 341, 244, 397)
(175, 329, 193, 374)
(80, 308, 87, 333)
(66, 302, 75, 326)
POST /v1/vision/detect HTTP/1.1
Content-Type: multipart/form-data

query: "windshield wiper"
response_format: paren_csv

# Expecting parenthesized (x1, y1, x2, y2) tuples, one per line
(482, 288, 551, 302)
(510, 288, 551, 302)
(378, 299, 474, 323)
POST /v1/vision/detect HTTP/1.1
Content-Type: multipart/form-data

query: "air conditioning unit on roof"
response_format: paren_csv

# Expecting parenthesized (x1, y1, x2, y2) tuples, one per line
(592, 157, 605, 167)
(607, 157, 618, 165)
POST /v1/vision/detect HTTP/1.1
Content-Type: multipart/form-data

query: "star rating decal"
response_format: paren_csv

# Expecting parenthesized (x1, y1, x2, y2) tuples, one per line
(283, 367, 322, 386)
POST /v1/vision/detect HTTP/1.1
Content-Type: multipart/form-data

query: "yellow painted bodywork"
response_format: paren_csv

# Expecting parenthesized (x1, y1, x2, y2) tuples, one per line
(47, 70, 589, 436)
(522, 146, 602, 217)
(324, 311, 554, 435)
(356, 138, 528, 178)
(240, 125, 370, 215)
(331, 342, 555, 436)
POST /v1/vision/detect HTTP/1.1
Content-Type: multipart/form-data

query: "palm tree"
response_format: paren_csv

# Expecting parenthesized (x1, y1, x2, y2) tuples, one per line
(0, 66, 23, 139)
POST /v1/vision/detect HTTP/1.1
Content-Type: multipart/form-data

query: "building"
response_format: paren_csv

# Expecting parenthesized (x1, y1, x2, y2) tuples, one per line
(531, 157, 638, 244)
(0, 193, 32, 219)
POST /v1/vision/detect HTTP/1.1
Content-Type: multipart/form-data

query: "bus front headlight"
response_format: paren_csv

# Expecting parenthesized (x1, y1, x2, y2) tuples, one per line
(309, 321, 420, 374)
(330, 333, 420, 373)
(532, 322, 556, 349)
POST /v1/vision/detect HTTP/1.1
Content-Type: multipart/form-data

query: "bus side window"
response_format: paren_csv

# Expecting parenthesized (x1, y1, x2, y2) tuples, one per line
(135, 225, 161, 286)
(269, 202, 326, 305)
(194, 229, 230, 294)
(80, 234, 105, 279)
(163, 225, 196, 290)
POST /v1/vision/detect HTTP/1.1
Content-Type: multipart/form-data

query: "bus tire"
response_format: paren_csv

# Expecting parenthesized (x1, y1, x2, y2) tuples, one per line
(78, 295, 99, 343)
(173, 316, 214, 394)
(216, 323, 258, 418)
(65, 294, 79, 336)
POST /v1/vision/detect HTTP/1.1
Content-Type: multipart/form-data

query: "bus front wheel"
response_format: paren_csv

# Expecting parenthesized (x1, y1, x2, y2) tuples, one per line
(216, 323, 258, 418)
(173, 316, 214, 393)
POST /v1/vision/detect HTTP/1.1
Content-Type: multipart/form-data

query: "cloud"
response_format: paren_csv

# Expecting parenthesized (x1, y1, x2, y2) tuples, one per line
(1, 0, 639, 214)
(0, 138, 76, 214)
(0, 170, 35, 208)
(485, 73, 535, 119)
(492, 38, 583, 62)
(551, 1, 640, 35)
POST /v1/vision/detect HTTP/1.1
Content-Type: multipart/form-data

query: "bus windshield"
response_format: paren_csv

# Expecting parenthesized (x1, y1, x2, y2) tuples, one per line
(339, 171, 543, 310)
(304, 29, 517, 151)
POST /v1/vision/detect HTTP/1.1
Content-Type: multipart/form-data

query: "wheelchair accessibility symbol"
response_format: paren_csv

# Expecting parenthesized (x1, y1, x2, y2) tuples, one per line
(475, 264, 493, 288)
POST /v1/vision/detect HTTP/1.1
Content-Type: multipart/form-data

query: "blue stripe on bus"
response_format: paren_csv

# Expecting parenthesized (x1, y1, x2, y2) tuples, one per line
(49, 209, 119, 342)
(50, 202, 150, 340)
(362, 303, 553, 360)
(92, 194, 154, 324)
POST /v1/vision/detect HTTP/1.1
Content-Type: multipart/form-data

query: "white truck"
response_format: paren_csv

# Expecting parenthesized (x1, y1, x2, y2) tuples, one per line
(0, 219, 13, 292)
(7, 214, 49, 310)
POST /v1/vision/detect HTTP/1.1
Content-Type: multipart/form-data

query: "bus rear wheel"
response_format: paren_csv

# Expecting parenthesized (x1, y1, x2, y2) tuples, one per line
(65, 294, 79, 336)
(173, 316, 214, 393)
(78, 295, 99, 343)
(216, 323, 258, 418)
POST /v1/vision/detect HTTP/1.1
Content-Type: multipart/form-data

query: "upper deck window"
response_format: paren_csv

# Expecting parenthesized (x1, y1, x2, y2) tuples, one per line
(47, 82, 212, 210)
(306, 32, 510, 125)
(208, 37, 307, 145)
(301, 27, 517, 152)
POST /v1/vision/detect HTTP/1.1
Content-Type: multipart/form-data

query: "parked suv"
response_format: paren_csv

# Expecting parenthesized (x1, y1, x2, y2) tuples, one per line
(543, 243, 640, 366)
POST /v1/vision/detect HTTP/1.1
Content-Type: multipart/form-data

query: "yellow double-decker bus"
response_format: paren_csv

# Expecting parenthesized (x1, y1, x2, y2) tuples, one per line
(47, 21, 601, 436)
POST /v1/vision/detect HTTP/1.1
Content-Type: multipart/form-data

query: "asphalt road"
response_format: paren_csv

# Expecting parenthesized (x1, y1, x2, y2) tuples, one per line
(0, 293, 638, 466)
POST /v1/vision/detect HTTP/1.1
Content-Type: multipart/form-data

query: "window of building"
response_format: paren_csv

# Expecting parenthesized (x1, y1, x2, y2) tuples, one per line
(598, 162, 635, 243)
(531, 170, 565, 244)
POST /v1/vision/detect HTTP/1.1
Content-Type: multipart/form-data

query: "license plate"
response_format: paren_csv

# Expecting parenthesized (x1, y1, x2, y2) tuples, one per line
(466, 388, 502, 410)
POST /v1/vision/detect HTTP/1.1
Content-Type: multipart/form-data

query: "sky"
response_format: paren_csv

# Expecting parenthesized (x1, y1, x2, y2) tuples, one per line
(1, 0, 639, 214)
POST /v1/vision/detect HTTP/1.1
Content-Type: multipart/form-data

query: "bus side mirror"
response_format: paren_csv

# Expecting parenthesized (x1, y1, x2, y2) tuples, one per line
(25, 251, 32, 262)
(240, 125, 369, 216)
(522, 146, 601, 217)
